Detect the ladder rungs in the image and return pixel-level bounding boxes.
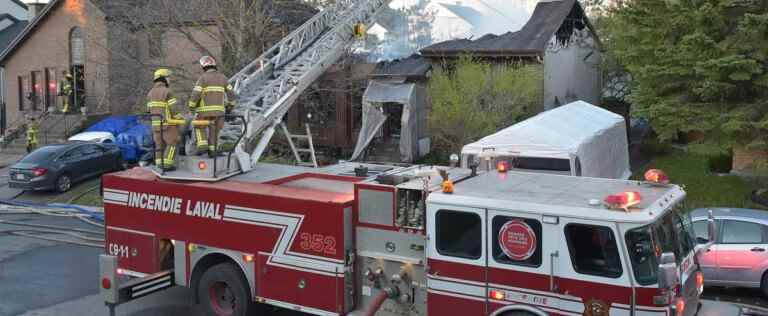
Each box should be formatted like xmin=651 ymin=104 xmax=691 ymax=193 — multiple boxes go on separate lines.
xmin=291 ymin=135 xmax=309 ymax=140
xmin=296 ymin=148 xmax=313 ymax=153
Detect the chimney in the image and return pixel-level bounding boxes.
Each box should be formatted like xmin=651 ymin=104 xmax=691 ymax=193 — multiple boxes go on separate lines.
xmin=26 ymin=1 xmax=48 ymax=20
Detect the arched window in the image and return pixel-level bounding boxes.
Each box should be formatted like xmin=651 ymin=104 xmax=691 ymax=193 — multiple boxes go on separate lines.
xmin=70 ymin=27 xmax=85 ymax=65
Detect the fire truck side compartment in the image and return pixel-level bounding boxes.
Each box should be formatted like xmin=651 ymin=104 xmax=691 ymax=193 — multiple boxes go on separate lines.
xmin=103 ymin=170 xmax=358 ymax=314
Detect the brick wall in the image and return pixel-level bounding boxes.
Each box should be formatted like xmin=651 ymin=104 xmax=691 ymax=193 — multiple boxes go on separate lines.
xmin=2 ymin=0 xmax=108 ymax=126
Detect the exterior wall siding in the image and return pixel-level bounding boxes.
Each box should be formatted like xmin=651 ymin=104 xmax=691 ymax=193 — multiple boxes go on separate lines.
xmin=543 ymin=28 xmax=601 ymax=110
xmin=2 ymin=0 xmax=108 ymax=126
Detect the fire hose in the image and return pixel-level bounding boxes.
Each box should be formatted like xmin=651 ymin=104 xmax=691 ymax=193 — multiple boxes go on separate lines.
xmin=365 ymin=287 xmax=398 ymax=316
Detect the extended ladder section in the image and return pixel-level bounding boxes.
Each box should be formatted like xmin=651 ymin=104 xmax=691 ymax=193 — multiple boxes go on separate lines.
xmin=223 ymin=0 xmax=390 ymax=172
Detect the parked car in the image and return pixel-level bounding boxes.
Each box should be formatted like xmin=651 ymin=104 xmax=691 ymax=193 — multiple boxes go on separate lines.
xmin=68 ymin=131 xmax=116 ymax=143
xmin=691 ymin=208 xmax=768 ymax=295
xmin=9 ymin=142 xmax=123 ymax=193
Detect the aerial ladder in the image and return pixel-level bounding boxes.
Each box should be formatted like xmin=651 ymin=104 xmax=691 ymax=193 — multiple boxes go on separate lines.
xmin=152 ymin=0 xmax=389 ymax=181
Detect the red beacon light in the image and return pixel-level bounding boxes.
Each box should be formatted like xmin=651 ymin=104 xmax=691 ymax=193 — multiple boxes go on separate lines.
xmin=496 ymin=161 xmax=509 ymax=173
xmin=604 ymin=191 xmax=642 ymax=212
xmin=644 ymin=169 xmax=669 ymax=184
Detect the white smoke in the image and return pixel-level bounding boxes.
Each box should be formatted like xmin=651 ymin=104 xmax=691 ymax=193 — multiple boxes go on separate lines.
xmin=358 ymin=0 xmax=545 ymax=62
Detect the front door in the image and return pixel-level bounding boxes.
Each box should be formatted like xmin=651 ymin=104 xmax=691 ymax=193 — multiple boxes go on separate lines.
xmin=716 ymin=219 xmax=768 ymax=287
xmin=426 ymin=204 xmax=487 ymax=315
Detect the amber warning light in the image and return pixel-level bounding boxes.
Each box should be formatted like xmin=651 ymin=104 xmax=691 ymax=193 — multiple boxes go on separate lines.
xmin=604 ymin=191 xmax=642 ymax=212
xmin=644 ymin=169 xmax=669 ymax=184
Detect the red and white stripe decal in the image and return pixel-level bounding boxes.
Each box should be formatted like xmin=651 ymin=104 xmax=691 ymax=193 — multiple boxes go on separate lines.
xmin=429 ymin=276 xmax=667 ymax=316
xmin=222 ymin=205 xmax=345 ymax=277
xmin=103 ymin=189 xmax=129 ymax=206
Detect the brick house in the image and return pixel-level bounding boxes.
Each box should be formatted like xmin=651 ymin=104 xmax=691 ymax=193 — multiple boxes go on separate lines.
xmin=0 ymin=0 xmax=315 ymax=137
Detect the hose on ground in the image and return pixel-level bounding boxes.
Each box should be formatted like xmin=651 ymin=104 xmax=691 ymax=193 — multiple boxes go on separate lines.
xmin=9 ymin=231 xmax=102 ymax=248
xmin=0 ymin=199 xmax=104 ymax=221
xmin=365 ymin=289 xmax=391 ymax=316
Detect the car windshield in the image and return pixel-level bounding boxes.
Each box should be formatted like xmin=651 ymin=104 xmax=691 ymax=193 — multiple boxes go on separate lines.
xmin=625 ymin=203 xmax=695 ymax=285
xmin=20 ymin=146 xmax=62 ymax=163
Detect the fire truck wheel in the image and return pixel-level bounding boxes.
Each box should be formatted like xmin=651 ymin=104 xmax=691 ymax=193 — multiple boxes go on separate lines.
xmin=198 ymin=262 xmax=254 ymax=316
xmin=501 ymin=312 xmax=537 ymax=316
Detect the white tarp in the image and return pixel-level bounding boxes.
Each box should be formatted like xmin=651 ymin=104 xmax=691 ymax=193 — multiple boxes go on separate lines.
xmin=351 ymin=79 xmax=424 ymax=162
xmin=461 ymin=101 xmax=631 ymax=179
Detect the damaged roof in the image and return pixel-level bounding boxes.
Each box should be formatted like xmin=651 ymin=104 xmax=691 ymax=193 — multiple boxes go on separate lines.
xmin=371 ymin=55 xmax=431 ymax=78
xmin=421 ymin=0 xmax=595 ymax=57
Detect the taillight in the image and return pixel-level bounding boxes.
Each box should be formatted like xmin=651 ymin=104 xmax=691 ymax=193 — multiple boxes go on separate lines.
xmin=101 ymin=277 xmax=112 ymax=290
xmin=696 ymin=271 xmax=704 ymax=294
xmin=675 ymin=297 xmax=685 ymax=316
xmin=33 ymin=168 xmax=47 ymax=177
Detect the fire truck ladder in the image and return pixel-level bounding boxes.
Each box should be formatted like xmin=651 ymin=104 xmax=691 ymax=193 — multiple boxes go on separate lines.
xmin=223 ymin=0 xmax=390 ymax=172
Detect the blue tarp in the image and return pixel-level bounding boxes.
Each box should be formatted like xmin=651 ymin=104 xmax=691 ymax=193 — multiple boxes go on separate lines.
xmin=86 ymin=116 xmax=152 ymax=162
xmin=85 ymin=116 xmax=139 ymax=136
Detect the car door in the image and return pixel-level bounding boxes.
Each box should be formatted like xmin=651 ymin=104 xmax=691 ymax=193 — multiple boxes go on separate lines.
xmin=692 ymin=219 xmax=720 ymax=284
xmin=716 ymin=219 xmax=767 ymax=288
xmin=57 ymin=147 xmax=87 ymax=182
xmin=80 ymin=144 xmax=108 ymax=175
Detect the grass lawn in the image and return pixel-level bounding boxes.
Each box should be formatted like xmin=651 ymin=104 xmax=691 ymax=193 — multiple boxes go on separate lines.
xmin=633 ymin=149 xmax=764 ymax=210
xmin=71 ymin=189 xmax=104 ymax=207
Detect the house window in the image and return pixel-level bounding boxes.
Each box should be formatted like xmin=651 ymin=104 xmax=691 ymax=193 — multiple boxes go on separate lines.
xmin=70 ymin=27 xmax=85 ymax=66
xmin=31 ymin=71 xmax=43 ymax=111
xmin=18 ymin=75 xmax=30 ymax=111
xmin=45 ymin=68 xmax=57 ymax=109
xmin=436 ymin=210 xmax=482 ymax=259
xmin=148 ymin=31 xmax=164 ymax=58
xmin=565 ymin=224 xmax=623 ymax=278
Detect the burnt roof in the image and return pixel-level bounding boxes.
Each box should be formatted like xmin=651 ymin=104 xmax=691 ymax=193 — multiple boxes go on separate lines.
xmin=371 ymin=55 xmax=431 ymax=78
xmin=420 ymin=0 xmax=595 ymax=57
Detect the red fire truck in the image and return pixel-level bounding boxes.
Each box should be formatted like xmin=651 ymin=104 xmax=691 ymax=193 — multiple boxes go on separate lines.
xmin=99 ymin=162 xmax=751 ymax=316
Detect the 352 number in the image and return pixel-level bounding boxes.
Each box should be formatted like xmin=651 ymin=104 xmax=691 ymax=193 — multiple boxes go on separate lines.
xmin=299 ymin=233 xmax=337 ymax=255
xmin=108 ymin=243 xmax=129 ymax=258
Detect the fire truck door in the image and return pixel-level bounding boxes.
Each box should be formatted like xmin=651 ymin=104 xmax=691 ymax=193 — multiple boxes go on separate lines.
xmin=426 ymin=204 xmax=487 ymax=315
xmin=486 ymin=211 xmax=552 ymax=313
xmin=553 ymin=218 xmax=634 ymax=315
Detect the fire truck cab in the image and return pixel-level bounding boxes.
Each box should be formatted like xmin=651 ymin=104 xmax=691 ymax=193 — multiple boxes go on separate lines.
xmin=99 ymin=164 xmax=730 ymax=316
xmin=421 ymin=170 xmax=704 ymax=316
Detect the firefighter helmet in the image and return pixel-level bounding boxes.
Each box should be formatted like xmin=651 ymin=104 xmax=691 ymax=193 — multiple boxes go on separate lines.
xmin=65 ymin=73 xmax=73 ymax=79
xmin=153 ymin=68 xmax=172 ymax=81
xmin=199 ymin=56 xmax=217 ymax=69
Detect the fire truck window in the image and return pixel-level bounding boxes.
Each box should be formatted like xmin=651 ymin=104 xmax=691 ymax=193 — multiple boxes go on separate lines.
xmin=492 ymin=216 xmax=542 ymax=267
xmin=436 ymin=210 xmax=482 ymax=260
xmin=625 ymin=226 xmax=658 ymax=285
xmin=565 ymin=224 xmax=622 ymax=278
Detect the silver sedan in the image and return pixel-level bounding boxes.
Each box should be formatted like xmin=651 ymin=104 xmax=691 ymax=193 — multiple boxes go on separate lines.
xmin=691 ymin=208 xmax=768 ymax=296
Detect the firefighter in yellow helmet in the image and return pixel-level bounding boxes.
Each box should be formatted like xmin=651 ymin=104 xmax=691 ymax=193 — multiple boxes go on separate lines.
xmin=147 ymin=69 xmax=182 ymax=170
xmin=59 ymin=71 xmax=73 ymax=114
xmin=188 ymin=56 xmax=236 ymax=157
xmin=26 ymin=116 xmax=38 ymax=153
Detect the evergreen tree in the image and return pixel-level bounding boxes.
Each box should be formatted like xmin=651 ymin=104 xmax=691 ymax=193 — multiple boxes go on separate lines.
xmin=607 ymin=0 xmax=768 ymax=148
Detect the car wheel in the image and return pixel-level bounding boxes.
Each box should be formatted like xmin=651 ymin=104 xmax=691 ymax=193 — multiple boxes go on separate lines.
xmin=761 ymin=271 xmax=768 ymax=297
xmin=197 ymin=262 xmax=255 ymax=316
xmin=56 ymin=174 xmax=72 ymax=193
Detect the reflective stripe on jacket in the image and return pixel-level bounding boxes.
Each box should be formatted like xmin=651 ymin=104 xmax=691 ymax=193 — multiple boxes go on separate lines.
xmin=146 ymin=82 xmax=180 ymax=127
xmin=188 ymin=69 xmax=235 ymax=115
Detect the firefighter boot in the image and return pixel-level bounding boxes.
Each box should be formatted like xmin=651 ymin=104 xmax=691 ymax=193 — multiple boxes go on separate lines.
xmin=195 ymin=126 xmax=209 ymax=155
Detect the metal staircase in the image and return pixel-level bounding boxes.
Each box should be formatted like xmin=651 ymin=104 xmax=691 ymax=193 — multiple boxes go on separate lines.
xmin=222 ymin=0 xmax=390 ymax=172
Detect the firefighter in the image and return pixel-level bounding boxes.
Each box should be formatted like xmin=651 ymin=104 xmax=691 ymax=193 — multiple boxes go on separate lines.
xmin=147 ymin=68 xmax=181 ymax=171
xmin=188 ymin=56 xmax=236 ymax=157
xmin=26 ymin=117 xmax=38 ymax=153
xmin=59 ymin=71 xmax=74 ymax=114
